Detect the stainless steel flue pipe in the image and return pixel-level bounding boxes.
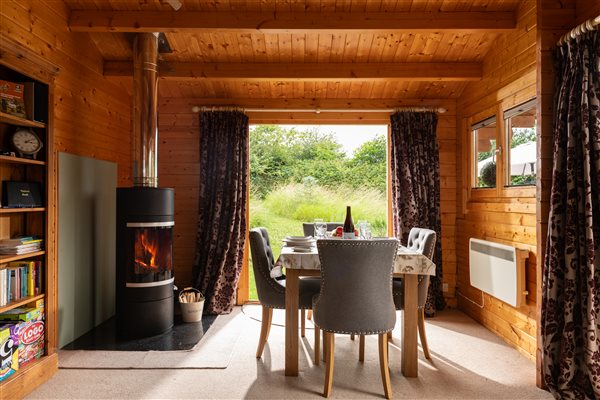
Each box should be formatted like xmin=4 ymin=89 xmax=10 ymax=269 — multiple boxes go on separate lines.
xmin=132 ymin=33 xmax=159 ymax=187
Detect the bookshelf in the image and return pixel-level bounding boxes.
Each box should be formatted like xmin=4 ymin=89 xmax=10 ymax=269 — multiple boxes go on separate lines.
xmin=0 ymin=52 xmax=58 ymax=398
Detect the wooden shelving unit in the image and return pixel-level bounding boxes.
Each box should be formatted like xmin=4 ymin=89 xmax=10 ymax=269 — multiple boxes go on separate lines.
xmin=0 ymin=250 xmax=46 ymax=264
xmin=0 ymin=154 xmax=45 ymax=166
xmin=0 ymin=207 xmax=45 ymax=214
xmin=0 ymin=53 xmax=57 ymax=398
xmin=0 ymin=293 xmax=45 ymax=314
xmin=0 ymin=111 xmax=46 ymax=129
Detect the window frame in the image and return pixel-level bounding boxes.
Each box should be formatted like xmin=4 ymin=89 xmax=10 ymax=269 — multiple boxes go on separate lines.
xmin=467 ymin=98 xmax=536 ymax=202
xmin=471 ymin=114 xmax=498 ymax=190
xmin=503 ymin=99 xmax=537 ymax=189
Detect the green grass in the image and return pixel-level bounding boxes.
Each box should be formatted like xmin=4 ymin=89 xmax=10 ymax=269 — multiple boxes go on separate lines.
xmin=248 ymin=183 xmax=387 ymax=300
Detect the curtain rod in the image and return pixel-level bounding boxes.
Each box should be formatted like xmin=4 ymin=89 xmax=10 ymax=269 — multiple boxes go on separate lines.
xmin=192 ymin=106 xmax=447 ymax=114
xmin=557 ymin=15 xmax=600 ymax=46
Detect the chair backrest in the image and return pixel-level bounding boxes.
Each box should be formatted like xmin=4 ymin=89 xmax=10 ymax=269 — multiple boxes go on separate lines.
xmin=302 ymin=222 xmax=343 ymax=237
xmin=313 ymin=239 xmax=398 ymax=334
xmin=249 ymin=228 xmax=285 ymax=306
xmin=406 ymin=228 xmax=437 ymax=307
xmin=407 ymin=227 xmax=436 ymax=260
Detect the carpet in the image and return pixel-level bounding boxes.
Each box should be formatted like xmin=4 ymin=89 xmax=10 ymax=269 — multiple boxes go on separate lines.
xmin=58 ymin=307 xmax=244 ymax=369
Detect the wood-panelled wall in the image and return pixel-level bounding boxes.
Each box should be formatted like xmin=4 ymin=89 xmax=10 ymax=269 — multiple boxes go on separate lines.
xmin=158 ymin=103 xmax=458 ymax=303
xmin=455 ymin=0 xmax=538 ymax=360
xmin=158 ymin=109 xmax=198 ymax=288
xmin=437 ymin=104 xmax=458 ymax=307
xmin=576 ymin=0 xmax=600 ymax=23
xmin=0 ymin=0 xmax=132 ymax=186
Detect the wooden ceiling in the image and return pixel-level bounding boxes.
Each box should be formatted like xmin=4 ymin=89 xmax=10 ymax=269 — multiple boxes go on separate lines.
xmin=63 ymin=0 xmax=523 ymax=107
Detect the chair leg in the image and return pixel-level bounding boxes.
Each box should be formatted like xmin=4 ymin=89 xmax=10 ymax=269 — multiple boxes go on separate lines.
xmin=307 ymin=309 xmax=313 ymax=320
xmin=323 ymin=330 xmax=328 ymax=362
xmin=314 ymin=325 xmax=320 ymax=366
xmin=256 ymin=306 xmax=273 ymax=358
xmin=378 ymin=333 xmax=393 ymax=399
xmin=323 ymin=332 xmax=335 ymax=397
xmin=387 ymin=330 xmax=393 ymax=342
xmin=418 ymin=307 xmax=431 ymax=359
xmin=359 ymin=335 xmax=365 ymax=362
xmin=301 ymin=309 xmax=306 ymax=338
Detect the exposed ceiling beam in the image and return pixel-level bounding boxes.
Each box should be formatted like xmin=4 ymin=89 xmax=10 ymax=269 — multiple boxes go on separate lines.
xmin=105 ymin=61 xmax=482 ymax=81
xmin=69 ymin=11 xmax=516 ymax=33
xmin=159 ymin=98 xmax=455 ymax=115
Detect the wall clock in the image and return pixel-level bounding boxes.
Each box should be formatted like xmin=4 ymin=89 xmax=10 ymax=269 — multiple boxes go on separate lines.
xmin=11 ymin=128 xmax=43 ymax=159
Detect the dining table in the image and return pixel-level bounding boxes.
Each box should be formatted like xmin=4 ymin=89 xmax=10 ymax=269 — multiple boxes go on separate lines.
xmin=275 ymin=241 xmax=436 ymax=378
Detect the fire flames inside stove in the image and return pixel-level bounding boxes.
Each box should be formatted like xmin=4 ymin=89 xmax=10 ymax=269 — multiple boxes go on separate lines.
xmin=128 ymin=226 xmax=173 ymax=283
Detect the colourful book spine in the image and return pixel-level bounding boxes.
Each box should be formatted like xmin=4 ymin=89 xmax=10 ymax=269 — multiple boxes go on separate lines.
xmin=21 ymin=266 xmax=26 ymax=298
xmin=27 ymin=262 xmax=33 ymax=296
xmin=35 ymin=261 xmax=42 ymax=295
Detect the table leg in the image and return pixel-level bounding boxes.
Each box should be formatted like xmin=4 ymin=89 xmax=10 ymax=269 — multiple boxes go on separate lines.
xmin=285 ymin=268 xmax=300 ymax=376
xmin=401 ymin=274 xmax=418 ymax=377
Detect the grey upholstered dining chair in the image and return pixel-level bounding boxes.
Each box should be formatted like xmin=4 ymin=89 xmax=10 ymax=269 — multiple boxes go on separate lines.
xmin=392 ymin=227 xmax=437 ymax=359
xmin=302 ymin=222 xmax=343 ymax=237
xmin=312 ymin=238 xmax=399 ymax=399
xmin=248 ymin=227 xmax=321 ymax=359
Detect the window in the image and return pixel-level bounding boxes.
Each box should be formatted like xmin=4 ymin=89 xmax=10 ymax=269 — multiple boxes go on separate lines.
xmin=504 ymin=99 xmax=536 ymax=186
xmin=472 ymin=116 xmax=497 ymax=188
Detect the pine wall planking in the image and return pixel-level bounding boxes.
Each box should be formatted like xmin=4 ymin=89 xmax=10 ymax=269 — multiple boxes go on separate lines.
xmin=158 ymin=111 xmax=199 ymax=289
xmin=575 ymin=0 xmax=600 ymax=22
xmin=455 ymin=0 xmax=538 ymax=360
xmin=0 ymin=0 xmax=132 ymax=187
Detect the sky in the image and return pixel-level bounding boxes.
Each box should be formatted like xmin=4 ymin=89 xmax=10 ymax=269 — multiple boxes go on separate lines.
xmin=251 ymin=124 xmax=388 ymax=156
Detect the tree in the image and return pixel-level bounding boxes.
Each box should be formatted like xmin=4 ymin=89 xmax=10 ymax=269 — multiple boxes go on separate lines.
xmin=510 ymin=128 xmax=536 ymax=148
xmin=250 ymin=125 xmax=388 ymax=197
xmin=350 ymin=135 xmax=386 ymax=165
xmin=249 ymin=125 xmax=346 ymax=197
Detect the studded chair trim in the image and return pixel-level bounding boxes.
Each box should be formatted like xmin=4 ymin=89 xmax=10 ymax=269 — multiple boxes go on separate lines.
xmin=393 ymin=227 xmax=437 ymax=310
xmin=313 ymin=239 xmax=399 ymax=335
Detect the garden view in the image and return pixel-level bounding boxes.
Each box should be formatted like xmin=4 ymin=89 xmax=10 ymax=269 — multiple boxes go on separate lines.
xmin=248 ymin=125 xmax=388 ymax=299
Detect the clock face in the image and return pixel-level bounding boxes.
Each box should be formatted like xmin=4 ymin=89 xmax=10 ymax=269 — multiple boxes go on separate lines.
xmin=12 ymin=129 xmax=42 ymax=155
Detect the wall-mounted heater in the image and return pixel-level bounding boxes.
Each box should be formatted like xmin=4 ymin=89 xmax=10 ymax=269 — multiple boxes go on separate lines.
xmin=469 ymin=238 xmax=529 ymax=308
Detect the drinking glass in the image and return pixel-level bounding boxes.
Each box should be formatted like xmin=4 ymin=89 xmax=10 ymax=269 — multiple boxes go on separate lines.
xmin=357 ymin=220 xmax=367 ymax=239
xmin=314 ymin=219 xmax=327 ymax=239
xmin=363 ymin=222 xmax=372 ymax=239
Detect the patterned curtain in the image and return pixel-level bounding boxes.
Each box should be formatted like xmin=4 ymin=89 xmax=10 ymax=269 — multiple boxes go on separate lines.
xmin=192 ymin=110 xmax=249 ymax=314
xmin=541 ymin=31 xmax=600 ymax=399
xmin=390 ymin=111 xmax=445 ymax=316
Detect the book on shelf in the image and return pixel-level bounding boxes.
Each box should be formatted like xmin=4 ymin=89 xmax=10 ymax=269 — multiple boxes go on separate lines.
xmin=0 ymin=244 xmax=42 ymax=255
xmin=0 ymin=236 xmax=42 ymax=246
xmin=0 ymin=261 xmax=42 ymax=305
xmin=0 ymin=237 xmax=43 ymax=255
xmin=0 ymin=79 xmax=26 ymax=118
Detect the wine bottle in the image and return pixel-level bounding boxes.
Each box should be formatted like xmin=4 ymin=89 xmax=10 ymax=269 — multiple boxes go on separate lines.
xmin=343 ymin=206 xmax=355 ymax=239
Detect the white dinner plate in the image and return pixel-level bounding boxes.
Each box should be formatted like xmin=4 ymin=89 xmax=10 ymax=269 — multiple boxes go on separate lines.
xmin=292 ymin=247 xmax=314 ymax=253
xmin=283 ymin=237 xmax=316 ymax=247
xmin=285 ymin=236 xmax=313 ymax=241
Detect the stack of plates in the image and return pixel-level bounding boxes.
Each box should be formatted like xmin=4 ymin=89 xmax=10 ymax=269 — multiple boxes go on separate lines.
xmin=283 ymin=236 xmax=316 ymax=252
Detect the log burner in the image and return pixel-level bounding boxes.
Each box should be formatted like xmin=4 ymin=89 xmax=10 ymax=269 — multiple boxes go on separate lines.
xmin=116 ymin=188 xmax=174 ymax=338
xmin=115 ymin=33 xmax=174 ymax=338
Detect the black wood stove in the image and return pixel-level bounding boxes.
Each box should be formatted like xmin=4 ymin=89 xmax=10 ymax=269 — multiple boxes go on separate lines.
xmin=115 ymin=33 xmax=175 ymax=338
xmin=116 ymin=187 xmax=174 ymax=338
